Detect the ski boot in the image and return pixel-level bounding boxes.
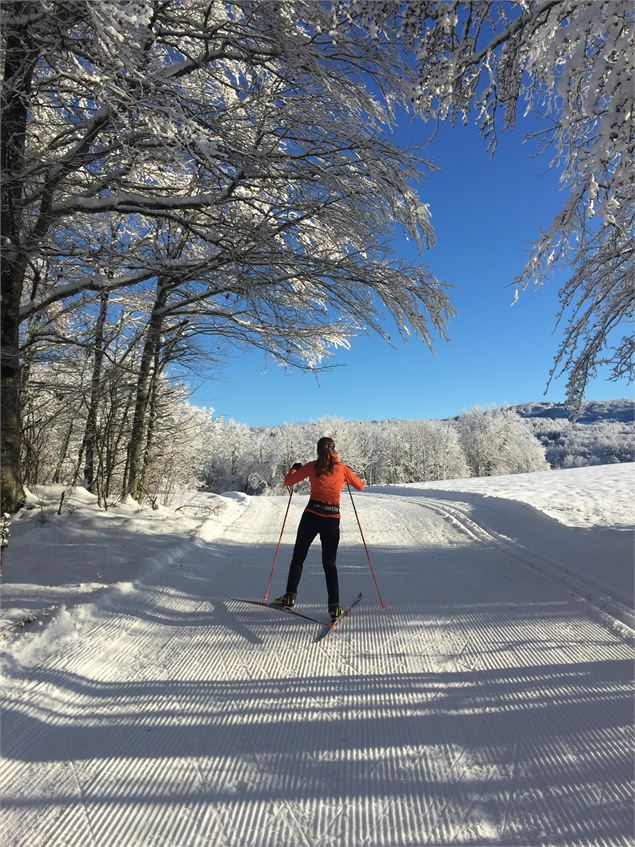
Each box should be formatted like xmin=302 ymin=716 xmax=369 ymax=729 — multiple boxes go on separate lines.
xmin=329 ymin=604 xmax=344 ymax=623
xmin=271 ymin=592 xmax=296 ymax=610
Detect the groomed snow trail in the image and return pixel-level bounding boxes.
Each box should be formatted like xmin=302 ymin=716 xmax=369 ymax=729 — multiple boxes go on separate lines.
xmin=2 ymin=491 xmax=633 ymax=846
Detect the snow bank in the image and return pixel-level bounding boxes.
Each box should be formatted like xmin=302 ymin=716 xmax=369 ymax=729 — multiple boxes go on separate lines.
xmin=372 ymin=462 xmax=635 ymax=529
xmin=1 ymin=487 xmax=246 ymax=671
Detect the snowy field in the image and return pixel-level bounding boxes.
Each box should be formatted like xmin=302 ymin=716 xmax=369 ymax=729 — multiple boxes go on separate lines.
xmin=1 ymin=464 xmax=633 ymax=846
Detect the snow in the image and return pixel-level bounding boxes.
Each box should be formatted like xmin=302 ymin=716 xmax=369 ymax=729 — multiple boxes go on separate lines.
xmin=1 ymin=465 xmax=634 ymax=846
xmin=379 ymin=462 xmax=634 ymax=529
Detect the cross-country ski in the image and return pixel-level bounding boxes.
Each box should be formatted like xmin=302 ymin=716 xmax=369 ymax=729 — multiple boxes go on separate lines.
xmin=313 ymin=592 xmax=363 ymax=642
xmin=228 ymin=596 xmax=323 ymax=625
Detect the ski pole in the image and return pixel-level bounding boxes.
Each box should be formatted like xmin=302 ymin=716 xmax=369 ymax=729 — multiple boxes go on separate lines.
xmin=262 ymin=486 xmax=293 ymax=599
xmin=347 ymin=482 xmax=386 ymax=609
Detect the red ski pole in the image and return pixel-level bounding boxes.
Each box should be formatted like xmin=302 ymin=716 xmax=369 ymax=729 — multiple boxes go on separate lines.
xmin=347 ymin=482 xmax=386 ymax=609
xmin=262 ymin=486 xmax=293 ymax=599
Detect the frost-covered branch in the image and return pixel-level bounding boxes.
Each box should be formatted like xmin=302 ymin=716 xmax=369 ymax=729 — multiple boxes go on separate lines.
xmin=350 ymin=0 xmax=634 ymax=409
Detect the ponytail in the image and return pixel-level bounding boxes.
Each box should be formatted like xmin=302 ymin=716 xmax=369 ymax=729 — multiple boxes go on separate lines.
xmin=315 ymin=436 xmax=336 ymax=476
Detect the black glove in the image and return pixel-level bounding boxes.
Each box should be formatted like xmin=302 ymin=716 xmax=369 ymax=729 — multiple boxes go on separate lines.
xmin=290 ymin=462 xmax=302 ymax=471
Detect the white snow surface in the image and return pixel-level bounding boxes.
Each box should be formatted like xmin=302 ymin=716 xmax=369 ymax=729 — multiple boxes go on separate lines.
xmin=378 ymin=462 xmax=634 ymax=529
xmin=1 ymin=465 xmax=634 ymax=846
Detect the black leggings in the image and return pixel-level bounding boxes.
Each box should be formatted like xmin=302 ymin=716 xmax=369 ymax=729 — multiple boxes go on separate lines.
xmin=286 ymin=511 xmax=340 ymax=605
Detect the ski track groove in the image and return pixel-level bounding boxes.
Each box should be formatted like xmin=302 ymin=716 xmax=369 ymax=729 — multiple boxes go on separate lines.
xmin=66 ymin=753 xmax=99 ymax=847
xmin=414 ymin=495 xmax=635 ymax=637
xmin=2 ymin=492 xmax=633 ymax=846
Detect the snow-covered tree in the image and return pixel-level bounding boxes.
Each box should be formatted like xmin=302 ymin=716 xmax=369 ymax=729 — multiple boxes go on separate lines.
xmin=20 ymin=354 xmax=217 ymax=504
xmin=140 ymin=388 xmax=215 ymax=506
xmin=456 ymin=407 xmax=549 ymax=477
xmin=202 ymin=417 xmax=255 ymax=494
xmin=1 ymin=0 xmax=454 ymax=512
xmin=418 ymin=420 xmax=470 ymax=481
xmin=365 ymin=418 xmax=468 ymax=484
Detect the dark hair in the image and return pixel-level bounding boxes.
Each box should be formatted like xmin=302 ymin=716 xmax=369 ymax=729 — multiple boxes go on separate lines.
xmin=315 ymin=436 xmax=336 ymax=476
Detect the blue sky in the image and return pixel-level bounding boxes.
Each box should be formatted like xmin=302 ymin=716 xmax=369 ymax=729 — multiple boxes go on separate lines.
xmin=187 ymin=114 xmax=631 ymax=426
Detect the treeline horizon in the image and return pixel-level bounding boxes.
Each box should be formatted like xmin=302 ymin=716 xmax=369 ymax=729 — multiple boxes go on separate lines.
xmin=24 ymin=363 xmax=633 ymax=508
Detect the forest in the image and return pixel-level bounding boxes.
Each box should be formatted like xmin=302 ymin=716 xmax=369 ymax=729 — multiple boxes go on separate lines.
xmin=2 ymin=1 xmax=632 ymax=512
xmin=22 ymin=371 xmax=634 ymax=504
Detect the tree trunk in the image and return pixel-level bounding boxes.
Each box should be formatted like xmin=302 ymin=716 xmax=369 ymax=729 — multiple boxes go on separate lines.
xmin=138 ymin=346 xmax=162 ymax=502
xmin=126 ymin=278 xmax=169 ymax=500
xmin=81 ymin=290 xmax=109 ymax=491
xmin=114 ymin=380 xmax=136 ymax=500
xmin=0 ymin=5 xmax=38 ymax=513
xmin=52 ymin=419 xmax=74 ymax=484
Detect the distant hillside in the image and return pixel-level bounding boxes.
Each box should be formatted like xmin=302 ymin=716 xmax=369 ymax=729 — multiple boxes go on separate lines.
xmin=513 ymin=399 xmax=634 ymax=425
xmin=511 ymin=399 xmax=634 ymax=468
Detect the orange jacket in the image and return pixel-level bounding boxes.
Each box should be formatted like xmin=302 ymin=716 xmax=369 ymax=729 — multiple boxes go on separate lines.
xmin=283 ymin=453 xmax=364 ymax=518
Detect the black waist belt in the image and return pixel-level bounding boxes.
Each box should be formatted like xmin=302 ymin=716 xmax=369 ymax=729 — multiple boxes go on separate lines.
xmin=307 ymin=499 xmax=340 ymax=517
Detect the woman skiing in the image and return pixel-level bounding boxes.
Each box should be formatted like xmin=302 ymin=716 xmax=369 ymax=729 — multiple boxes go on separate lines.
xmin=272 ymin=436 xmax=364 ymax=622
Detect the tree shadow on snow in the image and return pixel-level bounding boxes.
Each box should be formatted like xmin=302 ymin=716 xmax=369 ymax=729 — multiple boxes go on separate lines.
xmin=2 ymin=656 xmax=633 ymax=846
xmin=1 ymin=519 xmax=633 ymax=846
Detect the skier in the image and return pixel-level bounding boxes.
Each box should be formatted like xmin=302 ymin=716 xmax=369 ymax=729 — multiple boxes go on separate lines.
xmin=272 ymin=436 xmax=365 ymax=622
